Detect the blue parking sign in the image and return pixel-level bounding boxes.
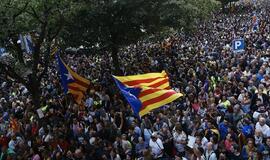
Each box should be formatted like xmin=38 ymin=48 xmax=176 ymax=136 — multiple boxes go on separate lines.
xmin=232 ymin=39 xmax=245 ymax=52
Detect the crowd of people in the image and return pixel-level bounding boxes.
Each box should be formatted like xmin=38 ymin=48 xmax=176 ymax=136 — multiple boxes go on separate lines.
xmin=1 ymin=0 xmax=270 ymax=160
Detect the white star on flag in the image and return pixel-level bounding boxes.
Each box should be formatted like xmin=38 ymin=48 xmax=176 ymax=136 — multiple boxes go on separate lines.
xmin=126 ymin=89 xmax=139 ymax=99
xmin=65 ymin=72 xmax=74 ymax=80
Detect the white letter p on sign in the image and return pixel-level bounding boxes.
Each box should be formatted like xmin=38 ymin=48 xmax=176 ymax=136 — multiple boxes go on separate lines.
xmin=235 ymin=41 xmax=242 ymax=49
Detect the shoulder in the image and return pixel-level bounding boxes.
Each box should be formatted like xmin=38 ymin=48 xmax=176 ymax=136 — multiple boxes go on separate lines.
xmin=157 ymin=138 xmax=163 ymax=143
xmin=210 ymin=151 xmax=217 ymax=158
xmin=149 ymin=139 xmax=154 ymax=146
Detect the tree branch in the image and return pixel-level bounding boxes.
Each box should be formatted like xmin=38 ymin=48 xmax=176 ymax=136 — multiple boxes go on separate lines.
xmin=25 ymin=7 xmax=44 ymax=24
xmin=49 ymin=24 xmax=63 ymax=42
xmin=12 ymin=1 xmax=30 ymax=23
xmin=38 ymin=10 xmax=64 ymax=81
xmin=48 ymin=10 xmax=65 ymax=41
xmin=0 ymin=61 xmax=27 ymax=86
xmin=32 ymin=10 xmax=49 ymax=76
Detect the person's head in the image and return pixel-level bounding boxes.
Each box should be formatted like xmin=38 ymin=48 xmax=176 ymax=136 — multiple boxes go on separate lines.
xmin=259 ymin=69 xmax=264 ymax=75
xmin=258 ymin=105 xmax=266 ymax=112
xmin=115 ymin=136 xmax=121 ymax=142
xmin=255 ymin=129 xmax=262 ymax=137
xmin=74 ymin=149 xmax=83 ymax=159
xmin=247 ymin=138 xmax=254 ymax=148
xmin=162 ymin=126 xmax=168 ymax=133
xmin=259 ymin=117 xmax=266 ymax=126
xmin=207 ymin=142 xmax=213 ymax=151
xmin=226 ymin=133 xmax=232 ymax=141
xmin=121 ymin=134 xmax=127 ymax=140
xmin=256 ymin=99 xmax=262 ymax=105
xmin=233 ymin=104 xmax=241 ymax=113
xmin=56 ymin=152 xmax=62 ymax=160
xmin=66 ymin=150 xmax=73 ymax=158
xmin=266 ymin=137 xmax=270 ymax=147
xmin=193 ymin=147 xmax=203 ymax=157
xmin=151 ymin=132 xmax=158 ymax=142
xmin=195 ymin=136 xmax=201 ymax=145
xmin=207 ymin=122 xmax=213 ymax=129
xmin=219 ymin=153 xmax=226 ymax=160
xmin=175 ymin=124 xmax=182 ymax=133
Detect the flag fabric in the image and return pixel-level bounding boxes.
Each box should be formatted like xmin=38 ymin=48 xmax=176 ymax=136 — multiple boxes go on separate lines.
xmin=0 ymin=48 xmax=6 ymax=57
xmin=218 ymin=122 xmax=228 ymax=140
xmin=113 ymin=71 xmax=183 ymax=117
xmin=19 ymin=34 xmax=34 ymax=54
xmin=238 ymin=132 xmax=246 ymax=152
xmin=242 ymin=125 xmax=253 ymax=137
xmin=56 ymin=54 xmax=90 ymax=104
xmin=25 ymin=35 xmax=34 ymax=53
xmin=10 ymin=118 xmax=20 ymax=133
xmin=50 ymin=46 xmax=59 ymax=57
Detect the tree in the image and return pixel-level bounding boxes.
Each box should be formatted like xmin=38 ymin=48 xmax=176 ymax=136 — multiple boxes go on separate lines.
xmin=63 ymin=0 xmax=219 ymax=74
xmin=0 ymin=0 xmax=72 ymax=109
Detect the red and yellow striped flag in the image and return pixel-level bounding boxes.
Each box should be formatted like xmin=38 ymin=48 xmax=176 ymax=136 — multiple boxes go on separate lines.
xmin=56 ymin=54 xmax=90 ymax=105
xmin=114 ymin=71 xmax=183 ymax=117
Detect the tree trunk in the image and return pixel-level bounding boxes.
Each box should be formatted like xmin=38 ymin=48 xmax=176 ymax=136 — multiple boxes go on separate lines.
xmin=28 ymin=77 xmax=41 ymax=109
xmin=222 ymin=3 xmax=225 ymax=13
xmin=111 ymin=45 xmax=122 ymax=75
xmin=31 ymin=88 xmax=41 ymax=109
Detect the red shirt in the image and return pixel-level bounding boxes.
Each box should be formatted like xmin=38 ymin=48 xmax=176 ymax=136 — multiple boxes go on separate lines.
xmin=224 ymin=139 xmax=232 ymax=152
xmin=192 ymin=103 xmax=200 ymax=112
xmin=0 ymin=136 xmax=9 ymax=147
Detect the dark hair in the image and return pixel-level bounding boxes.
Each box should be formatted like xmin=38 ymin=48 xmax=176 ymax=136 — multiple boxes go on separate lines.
xmin=151 ymin=136 xmax=157 ymax=139
xmin=198 ymin=147 xmax=204 ymax=154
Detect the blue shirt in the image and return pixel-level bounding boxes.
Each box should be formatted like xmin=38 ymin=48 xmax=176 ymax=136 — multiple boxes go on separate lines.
xmin=136 ymin=142 xmax=147 ymax=155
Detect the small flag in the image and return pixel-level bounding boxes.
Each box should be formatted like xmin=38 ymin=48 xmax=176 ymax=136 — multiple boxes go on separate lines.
xmin=56 ymin=54 xmax=90 ymax=104
xmin=252 ymin=13 xmax=259 ymax=32
xmin=25 ymin=35 xmax=34 ymax=54
xmin=0 ymin=48 xmax=6 ymax=57
xmin=19 ymin=34 xmax=34 ymax=54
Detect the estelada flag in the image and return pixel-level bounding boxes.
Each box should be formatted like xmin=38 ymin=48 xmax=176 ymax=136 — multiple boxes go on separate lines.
xmin=113 ymin=71 xmax=183 ymax=117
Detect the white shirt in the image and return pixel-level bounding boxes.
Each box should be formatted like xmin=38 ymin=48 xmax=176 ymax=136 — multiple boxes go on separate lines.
xmin=203 ymin=150 xmax=217 ymax=160
xmin=85 ymin=98 xmax=93 ymax=108
xmin=143 ymin=129 xmax=152 ymax=143
xmin=255 ymin=122 xmax=270 ymax=137
xmin=201 ymin=137 xmax=209 ymax=150
xmin=253 ymin=111 xmax=268 ymax=120
xmin=173 ymin=131 xmax=187 ymax=152
xmin=149 ymin=138 xmax=164 ymax=158
xmin=8 ymin=139 xmax=16 ymax=150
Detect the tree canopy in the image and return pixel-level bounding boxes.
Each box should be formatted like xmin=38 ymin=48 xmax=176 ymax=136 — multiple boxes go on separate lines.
xmin=0 ymin=0 xmax=73 ymax=108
